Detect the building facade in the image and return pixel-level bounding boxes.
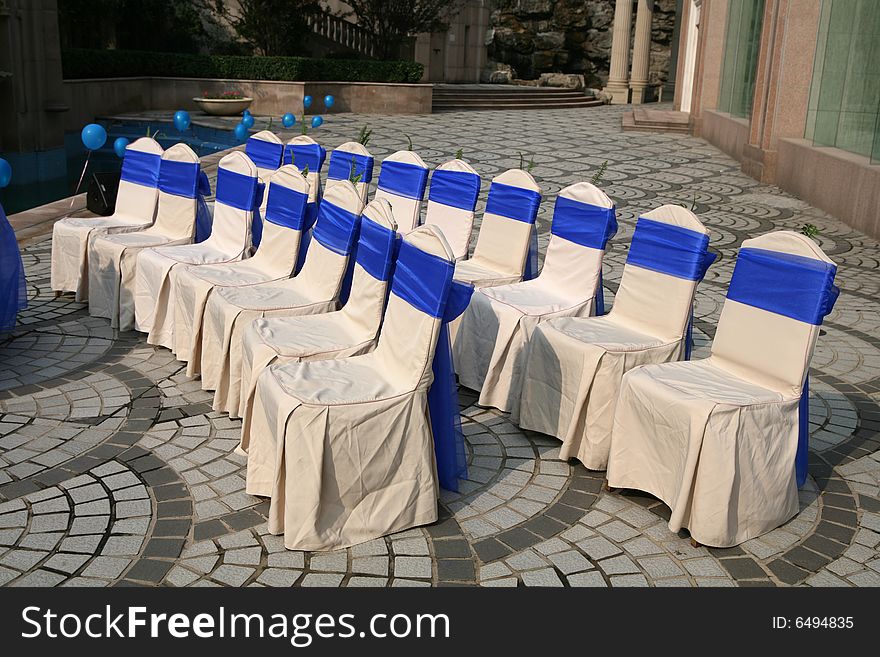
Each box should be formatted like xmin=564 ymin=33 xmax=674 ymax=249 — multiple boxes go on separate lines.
xmin=674 ymin=0 xmax=880 ymax=239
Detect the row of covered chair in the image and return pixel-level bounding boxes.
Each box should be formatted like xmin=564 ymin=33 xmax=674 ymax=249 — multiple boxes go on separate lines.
xmin=50 ymin=132 xmax=840 ymax=551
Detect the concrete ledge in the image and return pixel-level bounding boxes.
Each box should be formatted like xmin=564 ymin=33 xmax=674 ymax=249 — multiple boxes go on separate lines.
xmin=777 ymin=138 xmax=880 ymax=241
xmin=701 ymin=109 xmax=750 ymax=163
xmin=63 ymin=77 xmax=433 ymax=130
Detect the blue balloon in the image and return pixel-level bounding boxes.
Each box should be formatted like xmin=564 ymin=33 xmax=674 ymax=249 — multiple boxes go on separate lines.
xmin=233 ymin=122 xmax=248 ymax=141
xmin=311 ymin=115 xmax=323 ymax=128
xmin=113 ymin=137 xmax=130 ymax=158
xmin=81 ymin=123 xmax=107 ymax=151
xmin=241 ymin=113 xmax=255 ymax=129
xmin=303 ymin=95 xmax=313 ymax=110
xmin=281 ymin=112 xmax=296 ymax=128
xmin=243 ymin=109 xmax=252 ymax=117
xmin=173 ymin=110 xmax=191 ymax=132
xmin=323 ymin=95 xmax=335 ymax=108
xmin=0 ymin=158 xmax=11 ymax=188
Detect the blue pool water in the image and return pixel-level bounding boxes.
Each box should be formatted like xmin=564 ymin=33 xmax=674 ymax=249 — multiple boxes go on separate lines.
xmin=0 ymin=120 xmax=239 ymax=216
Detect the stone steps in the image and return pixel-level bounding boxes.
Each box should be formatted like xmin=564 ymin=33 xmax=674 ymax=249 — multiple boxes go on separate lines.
xmin=433 ymin=85 xmax=602 ymax=112
xmin=622 ymin=108 xmax=690 ymax=134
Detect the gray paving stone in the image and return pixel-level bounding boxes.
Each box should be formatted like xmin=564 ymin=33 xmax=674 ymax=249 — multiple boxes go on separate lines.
xmin=81 ymin=556 xmax=131 ymax=579
xmin=257 ymin=568 xmax=301 ymax=587
xmin=394 ymin=556 xmax=433 ymax=579
xmin=521 ymin=568 xmax=564 ymax=587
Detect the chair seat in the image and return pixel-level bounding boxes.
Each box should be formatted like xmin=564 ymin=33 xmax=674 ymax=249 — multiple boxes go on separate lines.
xmin=271 ymin=353 xmax=406 ymax=406
xmin=62 ymin=215 xmax=144 ymax=230
xmin=627 ymin=359 xmax=787 ymax=407
xmin=154 ymin=243 xmax=238 ymax=266
xmin=481 ymin=278 xmax=580 ymax=315
xmin=550 ymin=316 xmax=669 ymax=352
xmin=216 ymin=281 xmax=324 ymax=312
xmin=101 ymin=231 xmax=178 ymax=249
xmin=189 ymin=262 xmax=276 ymax=288
xmin=253 ymin=314 xmax=366 ymax=359
xmin=454 ymin=259 xmax=518 ymax=287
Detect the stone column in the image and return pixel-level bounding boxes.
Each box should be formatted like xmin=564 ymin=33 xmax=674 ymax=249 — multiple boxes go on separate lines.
xmin=630 ymin=0 xmax=655 ymax=104
xmin=664 ymin=0 xmax=685 ymax=101
xmin=605 ymin=0 xmax=634 ymax=105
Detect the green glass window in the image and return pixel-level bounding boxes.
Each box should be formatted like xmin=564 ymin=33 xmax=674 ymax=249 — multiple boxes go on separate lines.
xmin=806 ymin=0 xmax=880 ymax=163
xmin=718 ymin=0 xmax=766 ymax=119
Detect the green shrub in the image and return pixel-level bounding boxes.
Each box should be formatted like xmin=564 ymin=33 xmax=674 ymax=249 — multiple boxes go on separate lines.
xmin=62 ymin=48 xmax=424 ymax=83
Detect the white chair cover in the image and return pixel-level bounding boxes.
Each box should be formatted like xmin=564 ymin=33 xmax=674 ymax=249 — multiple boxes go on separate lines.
xmin=51 ymin=137 xmax=163 ymax=299
xmin=172 ymin=166 xmax=310 ymax=371
xmin=325 ymin=141 xmax=374 ymax=203
xmin=87 ymin=143 xmax=203 ymax=330
xmin=245 ymin=131 xmax=284 ymax=249
xmin=373 ymin=150 xmax=429 ymax=234
xmin=245 ymin=225 xmax=458 ymax=551
xmin=134 ymin=150 xmax=258 ymax=346
xmin=453 ymin=168 xmax=541 ymax=288
xmin=199 ymin=181 xmax=364 ymax=413
xmin=607 ymin=231 xmax=839 ymax=547
xmin=238 ymin=198 xmax=397 ymax=437
xmin=423 ymin=159 xmax=481 ymax=260
xmin=283 ymin=135 xmax=325 ymax=208
xmin=455 ymin=182 xmax=617 ymax=413
xmin=519 ymin=205 xmax=714 ymax=470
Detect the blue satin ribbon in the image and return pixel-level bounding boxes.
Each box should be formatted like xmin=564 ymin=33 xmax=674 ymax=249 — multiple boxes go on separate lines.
xmin=215 ymin=167 xmax=260 ymax=211
xmin=283 ymin=143 xmax=327 ymax=172
xmin=158 ymin=160 xmax=200 ymax=198
xmin=428 ymin=169 xmax=481 ymax=211
xmin=194 ymin=172 xmax=212 ymax=243
xmin=120 ymin=150 xmax=161 ymax=188
xmin=391 ymin=241 xmax=472 ymax=490
xmin=627 ymin=218 xmax=715 ymax=280
xmin=726 ymin=246 xmax=839 ymax=490
xmin=355 ymin=217 xmax=397 ymax=282
xmin=525 ymin=228 xmax=539 ymax=281
xmin=327 ymin=151 xmax=374 ymax=183
xmin=551 ymin=197 xmax=618 ymax=249
xmin=485 ymin=182 xmax=541 ymax=224
xmin=595 ymin=271 xmax=605 ymax=316
xmin=0 ymin=202 xmax=27 ymax=331
xmin=264 ymin=183 xmax=308 ymax=230
xmin=250 ymin=181 xmax=267 ymax=248
xmin=378 ymin=160 xmax=429 ymax=200
xmin=311 ymin=201 xmax=360 ymax=256
xmin=727 ymin=248 xmax=839 ymax=325
xmin=245 ymin=137 xmax=284 ymax=170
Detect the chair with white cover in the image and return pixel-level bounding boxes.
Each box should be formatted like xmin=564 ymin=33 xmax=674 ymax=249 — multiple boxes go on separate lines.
xmin=88 ymin=143 xmax=204 ymax=330
xmin=455 ymin=182 xmax=617 ymax=414
xmin=238 ymin=199 xmax=397 ymax=435
xmin=171 ymin=166 xmax=310 ymax=370
xmin=519 ymin=205 xmax=715 ymax=470
xmin=134 ymin=150 xmax=259 ymax=346
xmin=372 ymin=150 xmax=429 ymax=234
xmin=606 ymin=231 xmax=839 ymax=548
xmin=283 ymin=136 xmax=325 ymax=222
xmin=51 ymin=137 xmax=163 ymax=300
xmin=422 ymin=159 xmax=481 ymax=261
xmin=245 ymin=224 xmax=470 ymax=550
xmin=244 ymin=131 xmax=284 ymax=249
xmin=453 ymin=169 xmax=541 ymax=288
xmin=199 ymin=181 xmax=364 ymax=413
xmin=326 ymin=142 xmax=374 ymax=203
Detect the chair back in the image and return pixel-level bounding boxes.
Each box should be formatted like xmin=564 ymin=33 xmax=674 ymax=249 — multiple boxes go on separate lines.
xmin=326 ymin=141 xmax=374 ymax=203
xmin=424 ymin=159 xmax=480 ymax=260
xmin=373 ymin=150 xmax=429 ymax=234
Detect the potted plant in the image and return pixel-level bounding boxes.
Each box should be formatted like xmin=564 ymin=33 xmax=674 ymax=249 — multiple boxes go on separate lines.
xmin=192 ymin=90 xmax=254 ymax=116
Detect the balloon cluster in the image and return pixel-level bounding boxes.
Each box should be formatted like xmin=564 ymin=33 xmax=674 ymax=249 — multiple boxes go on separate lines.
xmin=234 ymin=109 xmax=253 ymax=142
xmin=285 ymin=95 xmax=333 ymax=131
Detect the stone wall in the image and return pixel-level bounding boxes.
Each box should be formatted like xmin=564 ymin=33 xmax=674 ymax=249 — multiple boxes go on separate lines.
xmin=485 ymin=0 xmax=676 ymax=89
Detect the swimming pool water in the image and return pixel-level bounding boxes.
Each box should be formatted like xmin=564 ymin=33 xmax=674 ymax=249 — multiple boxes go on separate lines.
xmin=0 ymin=120 xmax=240 ymax=215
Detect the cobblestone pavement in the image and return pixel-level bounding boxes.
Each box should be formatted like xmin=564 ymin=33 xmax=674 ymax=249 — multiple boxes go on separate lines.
xmin=2 ymin=104 xmax=879 ymax=588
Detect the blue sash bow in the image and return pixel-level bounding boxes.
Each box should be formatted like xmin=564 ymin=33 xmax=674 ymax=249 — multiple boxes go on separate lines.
xmin=245 ymin=137 xmax=284 ymax=171
xmin=0 ymin=202 xmax=27 ymax=331
xmin=263 ymin=183 xmax=308 ymax=231
xmin=120 ymin=150 xmax=161 ymax=188
xmin=283 ymin=143 xmax=327 ymax=173
xmin=391 ymin=241 xmax=472 ymax=490
xmin=327 ymin=151 xmax=374 ymax=184
xmin=378 ymin=160 xmax=429 ymax=201
xmin=727 ymin=246 xmax=839 ymax=487
xmin=428 ymin=169 xmax=481 ymax=211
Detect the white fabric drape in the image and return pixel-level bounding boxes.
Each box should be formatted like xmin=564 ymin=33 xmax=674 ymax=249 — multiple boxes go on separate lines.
xmin=373 ymin=149 xmax=428 ymax=234
xmin=422 ymin=158 xmax=480 ymax=261
xmin=455 ymin=182 xmax=614 ymax=413
xmin=607 ymin=231 xmax=835 ymax=547
xmin=245 ymin=226 xmax=454 ymax=551
xmin=519 ymin=205 xmax=710 ymax=471
xmin=171 ymin=166 xmax=309 ymax=371
xmin=51 ymin=138 xmax=163 ymax=299
xmin=134 ymin=151 xmax=256 ymax=345
xmin=239 ymin=200 xmax=397 ymax=440
xmin=199 ymin=181 xmax=365 ymax=415
xmin=87 ymin=143 xmax=201 ymax=330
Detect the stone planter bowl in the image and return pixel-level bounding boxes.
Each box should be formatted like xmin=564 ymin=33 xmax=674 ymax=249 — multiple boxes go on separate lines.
xmin=192 ymin=97 xmax=254 ymax=116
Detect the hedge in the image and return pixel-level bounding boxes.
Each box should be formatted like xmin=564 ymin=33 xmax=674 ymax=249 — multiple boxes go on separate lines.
xmin=62 ymin=49 xmax=424 ymax=83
